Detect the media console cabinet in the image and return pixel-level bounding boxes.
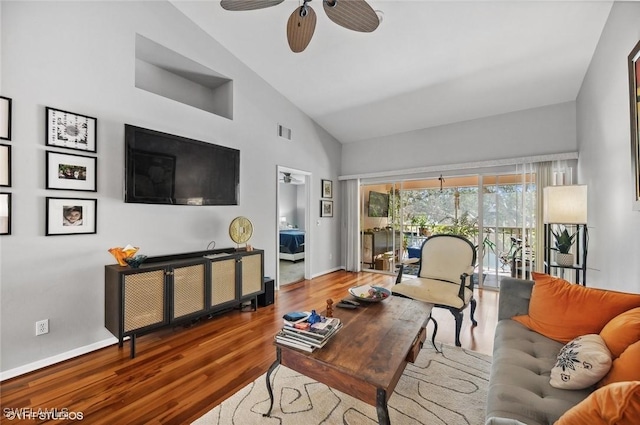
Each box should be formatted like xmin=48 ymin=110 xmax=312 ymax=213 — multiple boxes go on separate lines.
xmin=105 ymin=248 xmax=264 ymax=358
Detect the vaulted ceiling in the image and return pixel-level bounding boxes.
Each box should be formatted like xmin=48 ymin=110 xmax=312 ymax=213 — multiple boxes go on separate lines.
xmin=173 ymin=0 xmax=613 ymax=144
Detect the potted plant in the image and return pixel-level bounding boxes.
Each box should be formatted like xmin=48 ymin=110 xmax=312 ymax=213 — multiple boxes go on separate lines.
xmin=411 ymin=215 xmax=431 ymax=236
xmin=551 ymin=226 xmax=577 ymax=266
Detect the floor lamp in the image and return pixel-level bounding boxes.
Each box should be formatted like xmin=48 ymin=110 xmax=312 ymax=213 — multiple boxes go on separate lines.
xmin=543 ymin=185 xmax=588 ymax=284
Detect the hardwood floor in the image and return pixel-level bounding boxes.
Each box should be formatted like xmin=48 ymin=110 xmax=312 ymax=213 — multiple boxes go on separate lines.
xmin=0 ymin=271 xmax=498 ymax=425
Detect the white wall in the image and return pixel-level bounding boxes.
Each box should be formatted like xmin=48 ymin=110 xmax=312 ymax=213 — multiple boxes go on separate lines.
xmin=341 ymin=101 xmax=577 ymax=176
xmin=278 ymin=184 xmax=306 ymax=230
xmin=576 ymin=1 xmax=640 ymax=292
xmin=0 ymin=1 xmax=341 ymax=375
xmin=295 ymin=184 xmax=306 ymax=231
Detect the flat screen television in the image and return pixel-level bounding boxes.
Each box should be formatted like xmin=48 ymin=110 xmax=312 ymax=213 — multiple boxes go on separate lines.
xmin=368 ymin=191 xmax=389 ymax=217
xmin=124 ymin=124 xmax=239 ymax=205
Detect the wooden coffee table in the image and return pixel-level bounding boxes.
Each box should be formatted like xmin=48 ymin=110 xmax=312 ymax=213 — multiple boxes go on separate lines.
xmin=264 ymin=295 xmax=434 ymax=424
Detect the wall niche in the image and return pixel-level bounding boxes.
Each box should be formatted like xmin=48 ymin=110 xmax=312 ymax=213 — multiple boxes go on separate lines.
xmin=135 ymin=34 xmax=233 ymax=120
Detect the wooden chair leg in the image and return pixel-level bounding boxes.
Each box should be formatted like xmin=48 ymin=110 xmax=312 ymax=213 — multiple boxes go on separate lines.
xmin=395 ymin=264 xmax=404 ymax=284
xmin=428 ymin=314 xmax=440 ymax=353
xmin=470 ymin=298 xmax=478 ymax=326
xmin=451 ymin=309 xmax=463 ymax=347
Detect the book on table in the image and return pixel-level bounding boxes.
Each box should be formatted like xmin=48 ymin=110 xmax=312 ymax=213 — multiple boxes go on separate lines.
xmin=275 ymin=314 xmax=342 ymax=352
xmin=282 ymin=311 xmax=310 ymax=327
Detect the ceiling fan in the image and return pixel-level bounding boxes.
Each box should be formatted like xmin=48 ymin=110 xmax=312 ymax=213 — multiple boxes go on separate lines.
xmin=220 ymin=0 xmax=380 ymax=53
xmin=279 ymin=172 xmax=303 ymax=184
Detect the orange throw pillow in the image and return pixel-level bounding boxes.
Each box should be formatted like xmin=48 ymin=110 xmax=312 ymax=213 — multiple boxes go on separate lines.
xmin=555 ymin=381 xmax=640 ymax=425
xmin=512 ymin=272 xmax=640 ymax=343
xmin=598 ymin=340 xmax=640 ymax=387
xmin=600 ymin=307 xmax=640 ymax=358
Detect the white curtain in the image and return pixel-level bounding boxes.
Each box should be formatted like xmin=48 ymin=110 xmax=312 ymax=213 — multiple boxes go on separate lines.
xmin=535 ymin=162 xmax=554 ymax=272
xmin=342 ymin=179 xmax=361 ymax=272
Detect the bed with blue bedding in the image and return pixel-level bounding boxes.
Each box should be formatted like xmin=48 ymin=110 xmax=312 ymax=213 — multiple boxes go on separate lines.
xmin=279 ymin=230 xmax=305 ymax=262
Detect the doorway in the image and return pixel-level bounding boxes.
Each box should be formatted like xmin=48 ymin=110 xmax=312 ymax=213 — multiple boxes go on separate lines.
xmin=277 ymin=166 xmax=310 ymax=287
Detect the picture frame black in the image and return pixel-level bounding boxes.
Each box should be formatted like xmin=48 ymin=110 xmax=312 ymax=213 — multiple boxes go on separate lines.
xmin=629 ymin=40 xmax=640 ymax=211
xmin=322 ymin=179 xmax=333 ymax=198
xmin=46 ymin=197 xmax=97 ymax=236
xmin=0 ymin=144 xmax=11 ymax=187
xmin=0 ymin=96 xmax=11 ymax=141
xmin=320 ymin=199 xmax=333 ymax=217
xmin=45 ymin=107 xmax=97 ymax=152
xmin=46 ymin=151 xmax=97 ymax=192
xmin=0 ymin=192 xmax=11 ymax=235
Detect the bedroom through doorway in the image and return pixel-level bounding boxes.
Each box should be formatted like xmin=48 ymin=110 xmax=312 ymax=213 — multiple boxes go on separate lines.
xmin=277 ymin=166 xmax=309 ymax=286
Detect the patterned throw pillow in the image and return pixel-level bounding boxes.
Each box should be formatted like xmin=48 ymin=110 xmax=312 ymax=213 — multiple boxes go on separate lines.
xmin=550 ymin=334 xmax=612 ymax=390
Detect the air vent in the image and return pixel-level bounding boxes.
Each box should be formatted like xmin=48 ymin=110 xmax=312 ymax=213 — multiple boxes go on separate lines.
xmin=278 ymin=124 xmax=292 ymax=140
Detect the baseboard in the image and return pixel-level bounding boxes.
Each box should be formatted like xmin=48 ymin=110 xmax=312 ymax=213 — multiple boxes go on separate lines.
xmin=311 ymin=266 xmax=345 ymax=279
xmin=0 ymin=337 xmax=118 ymax=382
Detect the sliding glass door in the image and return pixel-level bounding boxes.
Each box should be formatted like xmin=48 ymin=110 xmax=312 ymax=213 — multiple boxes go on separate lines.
xmin=479 ymin=172 xmax=536 ymax=288
xmin=360 ymin=170 xmax=537 ymax=290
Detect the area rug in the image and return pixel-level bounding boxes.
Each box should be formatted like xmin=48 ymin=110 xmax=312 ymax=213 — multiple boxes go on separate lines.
xmin=193 ymin=343 xmax=491 ymax=425
xmin=279 ymin=260 xmax=305 ymax=285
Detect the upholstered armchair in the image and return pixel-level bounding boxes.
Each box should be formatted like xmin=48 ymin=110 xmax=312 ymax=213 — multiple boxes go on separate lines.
xmin=393 ymin=234 xmax=478 ymax=347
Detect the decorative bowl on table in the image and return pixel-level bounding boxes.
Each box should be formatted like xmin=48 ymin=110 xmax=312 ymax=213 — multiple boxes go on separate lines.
xmin=348 ymin=285 xmax=391 ymax=302
xmin=124 ymin=255 xmax=148 ymax=268
xmin=108 ymin=245 xmax=139 ymax=266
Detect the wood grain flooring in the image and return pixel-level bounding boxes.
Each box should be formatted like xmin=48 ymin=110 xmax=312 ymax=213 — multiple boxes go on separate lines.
xmin=0 ymin=271 xmax=498 ymax=425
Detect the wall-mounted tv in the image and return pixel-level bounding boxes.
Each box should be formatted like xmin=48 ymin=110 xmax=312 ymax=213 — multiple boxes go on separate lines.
xmin=368 ymin=191 xmax=389 ymax=217
xmin=124 ymin=124 xmax=239 ymax=205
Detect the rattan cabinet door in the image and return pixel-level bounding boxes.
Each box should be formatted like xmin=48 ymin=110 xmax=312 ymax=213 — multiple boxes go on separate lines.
xmin=172 ymin=263 xmax=206 ymax=320
xmin=123 ymin=269 xmax=166 ymax=333
xmin=241 ymin=252 xmax=263 ymax=298
xmin=210 ymin=258 xmax=237 ymax=308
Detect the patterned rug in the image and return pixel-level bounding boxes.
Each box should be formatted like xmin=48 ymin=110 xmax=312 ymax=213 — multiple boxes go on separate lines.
xmin=193 ymin=343 xmax=491 ymax=425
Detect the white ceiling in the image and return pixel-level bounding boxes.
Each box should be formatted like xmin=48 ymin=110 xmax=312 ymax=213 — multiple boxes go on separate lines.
xmin=172 ymin=0 xmax=614 ymax=144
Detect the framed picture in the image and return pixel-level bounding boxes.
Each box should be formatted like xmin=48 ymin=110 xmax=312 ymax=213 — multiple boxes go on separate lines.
xmin=46 ymin=197 xmax=97 ymax=236
xmin=0 ymin=144 xmax=10 ymax=187
xmin=0 ymin=192 xmax=10 ymax=235
xmin=320 ymin=199 xmax=333 ymax=217
xmin=45 ymin=107 xmax=97 ymax=152
xmin=630 ymin=40 xmax=640 ymax=211
xmin=0 ymin=96 xmax=11 ymax=141
xmin=322 ymin=179 xmax=333 ymax=198
xmin=46 ymin=151 xmax=97 ymax=192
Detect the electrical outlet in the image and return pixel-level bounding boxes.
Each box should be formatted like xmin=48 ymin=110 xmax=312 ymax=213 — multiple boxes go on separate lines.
xmin=36 ymin=319 xmax=49 ymax=336
xmin=329 ymin=253 xmax=333 ymax=260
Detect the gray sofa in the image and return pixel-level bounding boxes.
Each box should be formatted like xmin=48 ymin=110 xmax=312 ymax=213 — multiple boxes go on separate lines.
xmin=485 ymin=278 xmax=593 ymax=425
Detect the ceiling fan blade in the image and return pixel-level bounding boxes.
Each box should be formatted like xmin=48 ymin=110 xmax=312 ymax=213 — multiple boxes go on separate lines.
xmin=220 ymin=0 xmax=284 ymax=12
xmin=287 ymin=5 xmax=317 ymax=53
xmin=323 ymin=0 xmax=379 ymax=33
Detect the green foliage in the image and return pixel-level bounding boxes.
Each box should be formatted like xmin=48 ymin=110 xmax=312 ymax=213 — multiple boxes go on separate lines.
xmin=551 ymin=226 xmax=577 ymax=254
xmin=432 ymin=211 xmax=479 ymax=239
xmin=411 ymin=215 xmax=428 ymax=228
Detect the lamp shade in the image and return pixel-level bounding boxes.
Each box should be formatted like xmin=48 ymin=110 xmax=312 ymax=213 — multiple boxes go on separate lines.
xmin=543 ymin=185 xmax=588 ymax=224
